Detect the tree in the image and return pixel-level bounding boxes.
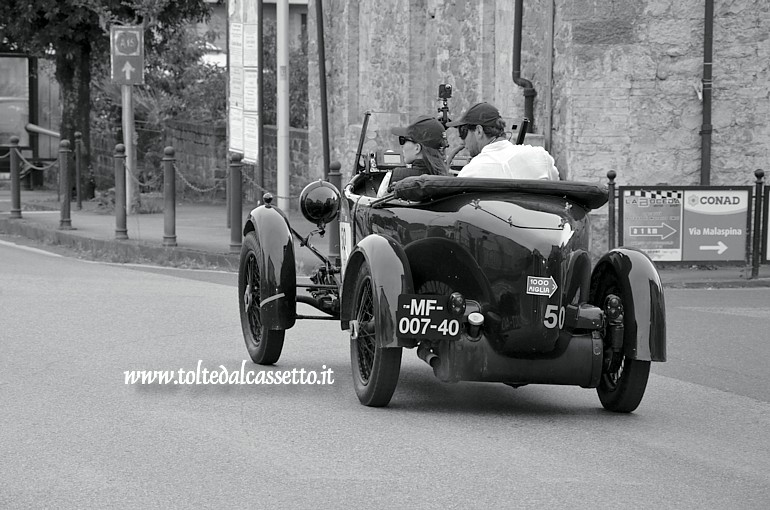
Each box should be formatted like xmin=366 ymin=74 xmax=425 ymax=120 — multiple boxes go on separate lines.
xmin=262 ymin=20 xmax=308 ymax=128
xmin=0 ymin=0 xmax=210 ymax=178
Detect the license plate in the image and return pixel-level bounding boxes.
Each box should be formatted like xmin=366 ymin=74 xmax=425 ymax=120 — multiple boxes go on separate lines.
xmin=396 ymin=294 xmax=461 ymax=340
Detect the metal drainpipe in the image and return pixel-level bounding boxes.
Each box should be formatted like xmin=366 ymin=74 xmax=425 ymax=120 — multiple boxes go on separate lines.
xmin=700 ymin=0 xmax=714 ymax=185
xmin=513 ymin=0 xmax=536 ymax=128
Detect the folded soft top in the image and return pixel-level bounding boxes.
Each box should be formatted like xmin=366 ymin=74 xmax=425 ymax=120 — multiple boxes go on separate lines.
xmin=391 ymin=175 xmax=609 ymax=211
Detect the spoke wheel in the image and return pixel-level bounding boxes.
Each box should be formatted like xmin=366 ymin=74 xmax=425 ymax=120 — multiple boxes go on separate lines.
xmin=595 ymin=281 xmax=650 ymax=413
xmin=350 ymin=263 xmax=401 ymax=407
xmin=239 ymin=232 xmax=284 ymax=365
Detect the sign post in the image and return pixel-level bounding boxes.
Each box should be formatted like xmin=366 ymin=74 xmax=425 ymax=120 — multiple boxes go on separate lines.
xmin=110 ymin=25 xmax=144 ymax=212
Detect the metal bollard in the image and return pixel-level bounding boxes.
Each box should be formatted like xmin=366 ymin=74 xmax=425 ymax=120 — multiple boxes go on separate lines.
xmin=327 ymin=161 xmax=342 ymax=265
xmin=114 ymin=144 xmax=128 ymax=239
xmin=74 ymin=131 xmax=82 ymax=210
xmin=59 ymin=139 xmax=73 ymax=230
xmin=162 ymin=147 xmax=177 ymax=247
xmin=751 ymin=169 xmax=764 ymax=279
xmin=9 ymin=136 xmax=21 ymax=219
xmin=230 ymin=153 xmax=243 ymax=252
xmin=607 ymin=170 xmax=616 ymax=250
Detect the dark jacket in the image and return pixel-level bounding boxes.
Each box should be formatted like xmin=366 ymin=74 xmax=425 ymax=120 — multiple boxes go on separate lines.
xmin=389 ymin=159 xmax=441 ymax=189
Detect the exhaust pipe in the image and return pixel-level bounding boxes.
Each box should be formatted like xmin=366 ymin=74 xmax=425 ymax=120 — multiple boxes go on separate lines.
xmin=417 ymin=342 xmax=440 ymax=368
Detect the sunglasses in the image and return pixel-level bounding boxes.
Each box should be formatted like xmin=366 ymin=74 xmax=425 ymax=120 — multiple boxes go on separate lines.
xmin=398 ymin=136 xmax=416 ymax=145
xmin=458 ymin=124 xmax=476 ymax=140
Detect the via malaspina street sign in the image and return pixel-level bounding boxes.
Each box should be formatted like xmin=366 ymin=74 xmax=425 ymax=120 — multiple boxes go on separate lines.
xmin=110 ymin=26 xmax=144 ymax=85
xmin=681 ymin=189 xmax=750 ymax=261
xmin=619 ymin=186 xmax=752 ymax=263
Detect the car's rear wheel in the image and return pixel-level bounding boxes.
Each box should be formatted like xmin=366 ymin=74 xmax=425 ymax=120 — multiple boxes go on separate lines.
xmin=239 ymin=232 xmax=285 ymax=365
xmin=597 ymin=355 xmax=650 ymax=413
xmin=350 ymin=263 xmax=401 ymax=407
xmin=594 ymin=278 xmax=650 ymax=413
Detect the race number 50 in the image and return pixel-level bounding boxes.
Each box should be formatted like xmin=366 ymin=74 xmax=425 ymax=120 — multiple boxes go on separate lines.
xmin=543 ymin=304 xmax=565 ymax=329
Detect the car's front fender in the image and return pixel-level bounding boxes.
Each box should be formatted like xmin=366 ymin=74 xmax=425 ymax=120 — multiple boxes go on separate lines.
xmin=590 ymin=248 xmax=666 ymax=361
xmin=243 ymin=204 xmax=296 ymax=331
xmin=341 ymin=234 xmax=414 ymax=348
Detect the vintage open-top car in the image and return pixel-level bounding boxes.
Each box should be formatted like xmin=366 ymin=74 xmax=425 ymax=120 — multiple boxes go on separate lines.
xmin=238 ymin=111 xmax=666 ymax=411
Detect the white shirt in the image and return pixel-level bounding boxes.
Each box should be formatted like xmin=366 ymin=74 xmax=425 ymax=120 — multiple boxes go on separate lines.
xmin=457 ymin=140 xmax=560 ymax=180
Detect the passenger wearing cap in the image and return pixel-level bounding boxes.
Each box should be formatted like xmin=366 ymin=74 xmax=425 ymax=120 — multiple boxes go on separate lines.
xmin=377 ymin=115 xmax=447 ymax=196
xmin=447 ymin=102 xmax=559 ymax=181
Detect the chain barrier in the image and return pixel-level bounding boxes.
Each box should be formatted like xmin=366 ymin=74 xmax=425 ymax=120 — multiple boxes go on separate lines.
xmin=172 ymin=162 xmax=228 ymax=194
xmin=123 ymin=161 xmax=162 ymax=189
xmin=0 ymin=150 xmax=9 ymax=160
xmin=240 ymin=170 xmax=300 ymax=201
xmin=16 ymin=151 xmax=59 ymax=172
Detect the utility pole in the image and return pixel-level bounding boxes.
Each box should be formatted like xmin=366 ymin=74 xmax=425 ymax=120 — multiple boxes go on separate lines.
xmin=277 ymin=0 xmax=290 ymax=210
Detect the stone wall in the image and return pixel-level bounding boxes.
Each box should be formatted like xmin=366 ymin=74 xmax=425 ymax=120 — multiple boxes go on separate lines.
xmin=91 ymin=122 xmax=309 ymax=209
xmin=310 ymin=0 xmax=769 ymax=186
xmin=308 ymin=0 xmax=770 ymax=255
xmin=90 ymin=129 xmax=118 ymax=190
xmin=307 ymin=0 xmax=520 ymax=183
xmin=164 ymin=120 xmax=228 ymax=186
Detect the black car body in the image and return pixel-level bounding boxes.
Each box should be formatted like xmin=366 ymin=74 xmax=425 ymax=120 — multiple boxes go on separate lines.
xmin=238 ymin=112 xmax=666 ymax=411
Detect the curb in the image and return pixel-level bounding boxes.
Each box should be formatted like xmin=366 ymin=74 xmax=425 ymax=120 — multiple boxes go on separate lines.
xmin=660 ymin=279 xmax=770 ymax=289
xmin=0 ymin=217 xmax=241 ymax=271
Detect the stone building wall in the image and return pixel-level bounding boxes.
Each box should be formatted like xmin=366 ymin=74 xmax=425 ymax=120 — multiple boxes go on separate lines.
xmin=308 ymin=0 xmax=770 ymax=253
xmin=308 ymin=0 xmax=521 ymax=182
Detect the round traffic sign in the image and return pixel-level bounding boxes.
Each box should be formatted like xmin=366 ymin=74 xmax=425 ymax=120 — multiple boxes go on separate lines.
xmin=115 ymin=30 xmax=141 ymax=56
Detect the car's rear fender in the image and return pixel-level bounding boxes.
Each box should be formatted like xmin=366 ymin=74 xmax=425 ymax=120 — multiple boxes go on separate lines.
xmin=404 ymin=237 xmax=494 ymax=305
xmin=341 ymin=234 xmax=414 ymax=348
xmin=243 ymin=205 xmax=297 ymax=330
xmin=590 ymin=248 xmax=666 ymax=361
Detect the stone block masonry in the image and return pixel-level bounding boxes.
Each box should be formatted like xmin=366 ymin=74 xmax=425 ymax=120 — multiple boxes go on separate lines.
xmin=91 ymin=123 xmax=309 ymax=209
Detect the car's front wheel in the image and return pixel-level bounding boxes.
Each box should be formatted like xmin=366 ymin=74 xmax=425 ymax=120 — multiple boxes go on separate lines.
xmin=239 ymin=232 xmax=285 ymax=365
xmin=349 ymin=263 xmax=401 ymax=407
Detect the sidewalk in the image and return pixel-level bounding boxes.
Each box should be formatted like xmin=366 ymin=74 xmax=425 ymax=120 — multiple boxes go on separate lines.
xmin=1 ymin=187 xmax=769 ymax=287
xmin=0 ymin=187 xmax=328 ymax=274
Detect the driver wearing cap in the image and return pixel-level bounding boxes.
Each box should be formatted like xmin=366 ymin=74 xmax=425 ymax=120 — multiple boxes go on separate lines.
xmin=447 ymin=102 xmax=559 ymax=180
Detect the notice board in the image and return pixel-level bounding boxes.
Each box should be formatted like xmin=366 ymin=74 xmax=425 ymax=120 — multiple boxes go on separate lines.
xmin=619 ymin=186 xmax=752 ymax=263
xmin=227 ymin=0 xmax=260 ymax=163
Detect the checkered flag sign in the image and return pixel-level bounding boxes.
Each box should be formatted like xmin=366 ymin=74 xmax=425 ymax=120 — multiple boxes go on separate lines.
xmin=625 ymin=190 xmax=683 ymax=200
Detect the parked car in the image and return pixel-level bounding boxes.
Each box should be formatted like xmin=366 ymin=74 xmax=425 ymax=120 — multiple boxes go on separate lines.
xmin=237 ymin=110 xmax=666 ymax=411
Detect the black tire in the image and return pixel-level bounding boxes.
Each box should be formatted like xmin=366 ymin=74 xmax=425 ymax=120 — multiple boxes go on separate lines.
xmin=349 ymin=263 xmax=402 ymax=407
xmin=239 ymin=232 xmax=285 ymax=365
xmin=594 ymin=278 xmax=651 ymax=413
xmin=598 ymin=357 xmax=651 ymax=413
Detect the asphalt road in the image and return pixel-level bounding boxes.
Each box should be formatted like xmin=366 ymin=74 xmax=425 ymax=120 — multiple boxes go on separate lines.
xmin=2 ymin=238 xmax=769 ymax=509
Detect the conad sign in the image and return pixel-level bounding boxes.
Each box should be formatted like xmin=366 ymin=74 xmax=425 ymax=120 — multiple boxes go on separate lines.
xmin=619 ymin=186 xmax=753 ymax=263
